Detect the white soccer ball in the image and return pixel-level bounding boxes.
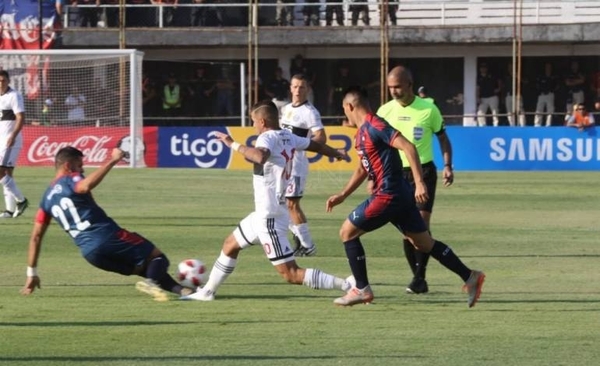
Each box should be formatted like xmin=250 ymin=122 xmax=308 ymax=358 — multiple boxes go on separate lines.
xmin=177 ymin=259 xmax=206 ymax=288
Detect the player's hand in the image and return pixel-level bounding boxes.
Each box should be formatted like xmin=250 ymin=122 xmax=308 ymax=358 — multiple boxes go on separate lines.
xmin=21 ymin=276 xmax=41 ymax=295
xmin=414 ymin=181 xmax=429 ymax=204
xmin=111 ymin=148 xmax=126 ymax=162
xmin=6 ymin=135 xmax=15 ymax=148
xmin=443 ymin=166 xmax=454 ymax=187
xmin=326 ymin=193 xmax=345 ymax=212
xmin=213 ymin=132 xmax=234 ymax=147
xmin=334 ymin=149 xmax=350 ymax=162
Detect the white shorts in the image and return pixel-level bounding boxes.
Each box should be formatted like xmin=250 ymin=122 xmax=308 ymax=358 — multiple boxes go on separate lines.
xmin=285 ymin=175 xmax=306 ymax=198
xmin=233 ymin=212 xmax=295 ymax=266
xmin=0 ymin=144 xmax=21 ymax=168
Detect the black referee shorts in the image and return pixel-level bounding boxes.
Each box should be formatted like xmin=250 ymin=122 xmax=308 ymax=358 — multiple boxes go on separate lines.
xmin=402 ymin=161 xmax=437 ymax=213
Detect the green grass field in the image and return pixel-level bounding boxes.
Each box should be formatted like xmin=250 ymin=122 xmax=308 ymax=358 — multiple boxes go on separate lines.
xmin=1 ymin=168 xmax=600 ymax=366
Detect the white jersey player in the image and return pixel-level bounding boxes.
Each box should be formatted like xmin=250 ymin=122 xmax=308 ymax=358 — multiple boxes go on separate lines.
xmin=0 ymin=70 xmax=28 ymax=218
xmin=279 ymin=73 xmax=326 ymax=256
xmin=182 ymin=100 xmax=351 ymax=301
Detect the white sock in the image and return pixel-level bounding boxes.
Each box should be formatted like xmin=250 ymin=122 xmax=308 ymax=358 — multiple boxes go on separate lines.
xmin=0 ymin=175 xmax=24 ymax=202
xmin=303 ymin=268 xmax=344 ymax=290
xmin=4 ymin=186 xmax=16 ymax=212
xmin=203 ymin=251 xmax=237 ymax=294
xmin=293 ymin=223 xmax=314 ymax=249
xmin=289 ymin=223 xmax=298 ymax=236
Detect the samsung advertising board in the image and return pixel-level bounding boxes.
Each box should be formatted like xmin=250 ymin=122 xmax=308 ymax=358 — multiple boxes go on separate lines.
xmin=438 ymin=127 xmax=600 ymax=171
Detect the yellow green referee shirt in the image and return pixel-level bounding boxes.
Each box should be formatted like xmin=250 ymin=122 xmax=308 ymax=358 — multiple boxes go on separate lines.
xmin=376 ymin=96 xmax=443 ymax=167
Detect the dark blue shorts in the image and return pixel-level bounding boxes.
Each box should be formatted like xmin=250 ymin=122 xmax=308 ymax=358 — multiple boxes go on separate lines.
xmin=348 ymin=193 xmax=428 ymax=234
xmin=82 ymin=229 xmax=156 ymax=276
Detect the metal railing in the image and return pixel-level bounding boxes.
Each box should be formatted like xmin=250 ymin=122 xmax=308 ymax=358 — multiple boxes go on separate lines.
xmin=63 ymin=0 xmax=600 ymax=29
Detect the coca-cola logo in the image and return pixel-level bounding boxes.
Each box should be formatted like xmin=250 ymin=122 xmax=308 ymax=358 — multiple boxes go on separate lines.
xmin=28 ymin=135 xmax=114 ymax=164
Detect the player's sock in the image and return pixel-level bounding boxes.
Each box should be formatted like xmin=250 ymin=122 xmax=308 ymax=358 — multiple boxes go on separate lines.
xmin=293 ymin=223 xmax=315 ymax=249
xmin=203 ymin=251 xmax=237 ymax=293
xmin=403 ymin=239 xmax=418 ymax=276
xmin=429 ymin=240 xmax=471 ymax=282
xmin=414 ymin=251 xmax=430 ymax=279
xmin=4 ymin=186 xmax=16 ymax=213
xmin=302 ymin=268 xmax=345 ymax=290
xmin=145 ymin=254 xmax=182 ymax=293
xmin=344 ymin=238 xmax=369 ymax=289
xmin=0 ymin=175 xmax=24 ymax=202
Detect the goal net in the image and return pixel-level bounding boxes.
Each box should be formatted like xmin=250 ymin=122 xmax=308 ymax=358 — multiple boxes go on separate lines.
xmin=0 ymin=49 xmax=145 ymax=168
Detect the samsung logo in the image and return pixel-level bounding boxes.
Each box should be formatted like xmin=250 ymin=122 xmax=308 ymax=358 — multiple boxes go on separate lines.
xmin=490 ymin=137 xmax=600 ymax=162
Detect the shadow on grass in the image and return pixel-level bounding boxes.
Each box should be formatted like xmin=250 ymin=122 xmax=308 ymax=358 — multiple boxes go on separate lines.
xmin=0 ymin=354 xmax=425 ymax=362
xmin=0 ymin=321 xmax=196 ymax=327
xmin=463 ymin=254 xmax=600 ymax=258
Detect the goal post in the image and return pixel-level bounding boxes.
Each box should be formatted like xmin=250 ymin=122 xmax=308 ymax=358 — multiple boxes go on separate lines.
xmin=0 ymin=49 xmax=145 ymax=168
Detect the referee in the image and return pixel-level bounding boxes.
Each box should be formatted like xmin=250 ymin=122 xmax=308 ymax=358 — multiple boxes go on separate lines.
xmin=377 ymin=66 xmax=454 ymax=294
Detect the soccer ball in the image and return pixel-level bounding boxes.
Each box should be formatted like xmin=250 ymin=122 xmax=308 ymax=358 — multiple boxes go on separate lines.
xmin=177 ymin=259 xmax=206 ymax=288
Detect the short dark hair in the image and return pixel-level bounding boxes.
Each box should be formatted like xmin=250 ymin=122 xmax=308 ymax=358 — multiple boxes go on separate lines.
xmin=343 ymin=85 xmax=369 ymax=107
xmin=55 ymin=146 xmax=84 ymax=169
xmin=251 ymin=99 xmax=279 ymax=126
xmin=0 ymin=70 xmax=9 ymax=80
xmin=291 ymin=73 xmax=308 ymax=82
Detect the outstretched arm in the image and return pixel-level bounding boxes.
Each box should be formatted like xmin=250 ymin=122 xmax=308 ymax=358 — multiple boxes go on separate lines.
xmin=305 ymin=139 xmax=347 ymax=161
xmin=74 ymin=148 xmax=125 ymax=194
xmin=214 ymin=132 xmax=270 ymax=164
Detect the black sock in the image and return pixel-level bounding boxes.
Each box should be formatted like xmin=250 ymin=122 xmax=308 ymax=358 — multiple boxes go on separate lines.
xmin=344 ymin=238 xmax=369 ymax=289
xmin=403 ymin=239 xmax=417 ymax=276
xmin=414 ymin=250 xmax=430 ymax=279
xmin=146 ymin=255 xmax=184 ymax=294
xmin=429 ymin=240 xmax=471 ymax=282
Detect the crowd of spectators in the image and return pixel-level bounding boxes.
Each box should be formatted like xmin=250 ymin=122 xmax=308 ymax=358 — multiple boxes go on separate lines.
xmin=65 ymin=0 xmax=381 ymax=28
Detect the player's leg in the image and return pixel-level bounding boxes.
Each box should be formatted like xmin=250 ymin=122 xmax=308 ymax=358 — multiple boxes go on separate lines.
xmin=399 ymin=209 xmax=485 ymax=307
xmin=334 ymin=197 xmax=392 ymax=306
xmin=183 ymin=213 xmax=259 ymax=301
xmin=262 ymin=216 xmax=350 ymax=291
xmin=0 ymin=146 xmax=28 ymax=217
xmin=1 ymin=168 xmax=16 ymax=217
xmin=286 ymin=175 xmax=316 ymax=256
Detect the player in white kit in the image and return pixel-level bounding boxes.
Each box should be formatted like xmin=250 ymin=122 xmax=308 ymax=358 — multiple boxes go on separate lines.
xmin=0 ymin=70 xmax=28 ymax=218
xmin=279 ymin=73 xmax=326 ymax=256
xmin=182 ymin=100 xmax=351 ymax=301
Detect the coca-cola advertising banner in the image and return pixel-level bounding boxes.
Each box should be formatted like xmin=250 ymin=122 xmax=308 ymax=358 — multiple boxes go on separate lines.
xmin=18 ymin=126 xmax=158 ymax=167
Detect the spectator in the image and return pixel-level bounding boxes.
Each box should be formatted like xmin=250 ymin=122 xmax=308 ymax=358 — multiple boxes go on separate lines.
xmin=126 ymin=0 xmax=154 ymax=27
xmin=73 ymin=0 xmax=100 ymax=27
xmin=302 ymin=0 xmax=320 ymax=26
xmin=191 ymin=0 xmax=223 ymax=26
xmin=476 ymin=62 xmax=501 ymax=127
xmin=328 ymin=63 xmax=355 ymax=123
xmin=590 ymin=69 xmax=600 ymax=102
xmin=564 ymin=60 xmax=585 ymax=121
xmin=290 ymin=54 xmax=316 ymax=104
xmin=534 ymin=62 xmax=559 ymax=127
xmin=214 ymin=67 xmax=235 ymax=116
xmin=142 ymin=72 xmax=159 ymax=117
xmin=65 ymin=86 xmax=86 ymax=123
xmin=565 ymin=103 xmax=594 ymax=131
xmin=325 ymin=0 xmax=344 ymax=26
xmin=276 ymin=0 xmax=294 ymax=26
xmin=264 ymin=67 xmax=290 ymax=116
xmin=153 ymin=0 xmax=178 ymax=27
xmin=417 ymin=86 xmax=434 ymax=104
xmin=595 ymin=98 xmax=600 ymax=118
xmin=382 ymin=1 xmax=397 ymax=25
xmin=161 ymin=73 xmax=183 ymax=117
xmin=349 ymin=0 xmax=370 ymax=26
xmin=103 ymin=0 xmax=120 ymax=27
xmin=502 ymin=63 xmax=526 ymax=127
xmin=186 ymin=66 xmax=213 ymax=117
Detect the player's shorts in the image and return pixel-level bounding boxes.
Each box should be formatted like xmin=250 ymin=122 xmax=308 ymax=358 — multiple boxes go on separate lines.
xmin=285 ymin=175 xmax=306 ymax=199
xmin=402 ymin=161 xmax=438 ymax=213
xmin=233 ymin=211 xmax=295 ymax=266
xmin=349 ymin=192 xmax=428 ymax=235
xmin=0 ymin=144 xmax=21 ymax=168
xmin=83 ymin=229 xmax=156 ymax=276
